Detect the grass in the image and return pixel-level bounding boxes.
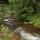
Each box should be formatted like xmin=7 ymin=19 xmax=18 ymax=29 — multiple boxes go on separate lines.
xmin=0 ymin=25 xmax=14 ymax=40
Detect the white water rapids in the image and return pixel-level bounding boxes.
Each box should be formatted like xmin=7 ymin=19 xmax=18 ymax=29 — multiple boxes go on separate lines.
xmin=15 ymin=28 xmax=40 ymax=40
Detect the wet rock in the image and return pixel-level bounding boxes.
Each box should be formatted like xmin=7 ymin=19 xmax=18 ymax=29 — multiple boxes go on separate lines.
xmin=3 ymin=16 xmax=17 ymax=30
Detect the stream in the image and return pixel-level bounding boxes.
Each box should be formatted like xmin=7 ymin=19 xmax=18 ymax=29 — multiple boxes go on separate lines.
xmin=3 ymin=16 xmax=40 ymax=40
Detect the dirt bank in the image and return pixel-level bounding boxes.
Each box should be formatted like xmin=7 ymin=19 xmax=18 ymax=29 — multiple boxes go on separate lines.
xmin=17 ymin=22 xmax=40 ymax=35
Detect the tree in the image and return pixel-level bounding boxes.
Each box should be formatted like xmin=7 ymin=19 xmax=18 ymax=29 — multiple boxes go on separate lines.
xmin=12 ymin=0 xmax=40 ymax=22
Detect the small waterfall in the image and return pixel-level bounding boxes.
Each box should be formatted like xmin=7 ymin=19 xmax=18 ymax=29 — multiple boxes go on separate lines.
xmin=3 ymin=16 xmax=17 ymax=30
xmin=14 ymin=28 xmax=40 ymax=40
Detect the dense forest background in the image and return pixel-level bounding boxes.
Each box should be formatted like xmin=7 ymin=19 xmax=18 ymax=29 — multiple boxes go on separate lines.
xmin=0 ymin=0 xmax=40 ymax=40
xmin=0 ymin=0 xmax=40 ymax=27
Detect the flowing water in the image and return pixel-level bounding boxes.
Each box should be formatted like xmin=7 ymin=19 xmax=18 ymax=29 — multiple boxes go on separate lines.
xmin=14 ymin=28 xmax=40 ymax=40
xmin=3 ymin=16 xmax=40 ymax=40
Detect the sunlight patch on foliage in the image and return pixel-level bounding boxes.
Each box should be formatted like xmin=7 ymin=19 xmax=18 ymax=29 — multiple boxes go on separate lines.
xmin=34 ymin=18 xmax=40 ymax=28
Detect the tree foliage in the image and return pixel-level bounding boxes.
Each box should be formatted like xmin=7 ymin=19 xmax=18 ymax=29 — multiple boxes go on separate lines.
xmin=12 ymin=0 xmax=40 ymax=22
xmin=0 ymin=0 xmax=40 ymax=27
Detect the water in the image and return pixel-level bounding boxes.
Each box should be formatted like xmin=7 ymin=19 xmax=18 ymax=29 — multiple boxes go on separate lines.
xmin=3 ymin=16 xmax=40 ymax=40
xmin=15 ymin=28 xmax=40 ymax=40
